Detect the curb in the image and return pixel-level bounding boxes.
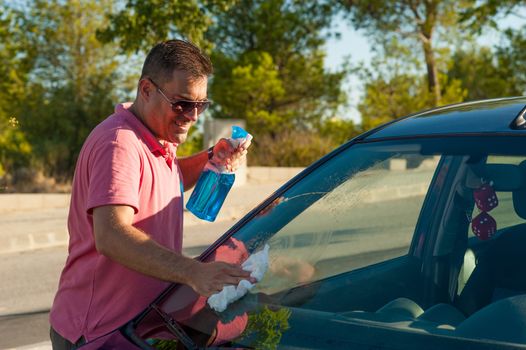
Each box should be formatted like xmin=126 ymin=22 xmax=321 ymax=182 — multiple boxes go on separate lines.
xmin=0 ymin=194 xmax=70 ymax=214
xmin=0 ymin=208 xmax=251 ymax=256
xmin=0 ymin=230 xmax=68 ymax=255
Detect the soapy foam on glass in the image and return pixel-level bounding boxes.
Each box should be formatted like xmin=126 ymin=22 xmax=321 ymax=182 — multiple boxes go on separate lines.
xmin=208 ymin=244 xmax=270 ymax=312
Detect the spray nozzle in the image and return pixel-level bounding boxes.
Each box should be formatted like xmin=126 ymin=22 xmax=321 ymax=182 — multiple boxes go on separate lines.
xmin=230 ymin=126 xmax=252 ymax=148
xmin=232 ymin=125 xmax=249 ymax=139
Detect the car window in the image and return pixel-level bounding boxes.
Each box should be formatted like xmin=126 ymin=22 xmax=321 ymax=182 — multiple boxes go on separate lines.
xmin=250 ymin=153 xmax=439 ymax=295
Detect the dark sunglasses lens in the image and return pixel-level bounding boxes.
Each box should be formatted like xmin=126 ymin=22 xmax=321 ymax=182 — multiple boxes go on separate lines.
xmin=197 ymin=101 xmax=210 ymax=114
xmin=173 ymin=101 xmax=210 ymax=115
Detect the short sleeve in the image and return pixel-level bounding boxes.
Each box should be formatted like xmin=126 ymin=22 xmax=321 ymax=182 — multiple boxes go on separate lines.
xmin=86 ymin=130 xmax=142 ymax=214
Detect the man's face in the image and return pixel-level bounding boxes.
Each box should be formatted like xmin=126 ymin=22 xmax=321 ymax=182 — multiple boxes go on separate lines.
xmin=145 ymin=70 xmax=208 ymax=144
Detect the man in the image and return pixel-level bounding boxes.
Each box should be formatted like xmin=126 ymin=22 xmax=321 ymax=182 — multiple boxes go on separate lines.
xmin=49 ymin=39 xmax=252 ymax=349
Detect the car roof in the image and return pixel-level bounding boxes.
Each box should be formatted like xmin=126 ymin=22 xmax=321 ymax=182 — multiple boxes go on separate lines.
xmin=364 ymin=96 xmax=526 ymax=140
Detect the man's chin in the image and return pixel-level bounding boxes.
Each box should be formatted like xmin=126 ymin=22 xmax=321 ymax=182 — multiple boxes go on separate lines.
xmin=170 ymin=134 xmax=187 ymax=145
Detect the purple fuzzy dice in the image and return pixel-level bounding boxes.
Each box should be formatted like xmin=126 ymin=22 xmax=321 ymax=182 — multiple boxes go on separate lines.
xmin=474 ymin=183 xmax=498 ymax=212
xmin=472 ymin=212 xmax=497 ymax=240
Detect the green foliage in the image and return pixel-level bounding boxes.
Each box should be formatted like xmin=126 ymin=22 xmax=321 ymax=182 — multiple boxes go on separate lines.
xmin=148 ymin=339 xmax=178 ymax=349
xmin=355 ymin=34 xmax=467 ymax=130
xmin=176 ymin=128 xmax=204 ymax=157
xmin=14 ymin=0 xmax=122 ymax=181
xmin=316 ymin=117 xmax=361 ymax=145
xmin=0 ymin=118 xmax=32 ymax=178
xmin=0 ymin=3 xmax=35 ymax=179
xmin=210 ymin=52 xmax=287 ymax=132
xmin=339 ymin=0 xmax=526 ymax=132
xmin=208 ymin=0 xmax=348 ymax=141
xmin=249 ymin=129 xmax=341 ymax=167
xmin=493 ymin=28 xmax=526 ymax=95
xmin=446 ymin=28 xmax=526 ymax=103
xmin=448 ymin=44 xmax=523 ymax=101
xmin=359 ymin=74 xmax=430 ymax=130
xmin=358 ymin=70 xmax=466 ymax=130
xmin=460 ymin=0 xmax=525 ymax=32
xmin=240 ymin=306 xmax=291 ymax=350
xmin=96 ymin=0 xmax=237 ymax=53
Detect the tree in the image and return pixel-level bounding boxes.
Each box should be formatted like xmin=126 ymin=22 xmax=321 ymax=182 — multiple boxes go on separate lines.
xmin=96 ymin=0 xmax=237 ymax=52
xmin=205 ymin=0 xmax=349 ymax=165
xmin=338 ymin=0 xmax=475 ymax=106
xmin=207 ymin=0 xmax=348 ymax=136
xmin=448 ymin=43 xmax=523 ymax=101
xmin=353 ymin=36 xmax=465 ymax=130
xmin=16 ymin=0 xmax=123 ymax=181
xmin=358 ymin=73 xmax=466 ymax=130
xmin=493 ymin=28 xmax=526 ymax=95
xmin=0 ymin=3 xmax=33 ymax=184
xmin=460 ymin=0 xmax=526 ymax=32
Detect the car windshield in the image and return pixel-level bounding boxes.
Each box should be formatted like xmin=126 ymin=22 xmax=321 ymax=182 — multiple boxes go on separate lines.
xmin=132 ymin=135 xmax=526 ymax=349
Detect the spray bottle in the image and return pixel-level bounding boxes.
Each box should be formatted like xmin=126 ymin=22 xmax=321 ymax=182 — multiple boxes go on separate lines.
xmin=186 ymin=126 xmax=251 ymax=222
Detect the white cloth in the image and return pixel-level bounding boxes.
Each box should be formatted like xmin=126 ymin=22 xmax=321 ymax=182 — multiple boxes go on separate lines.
xmin=207 ymin=244 xmax=269 ymax=312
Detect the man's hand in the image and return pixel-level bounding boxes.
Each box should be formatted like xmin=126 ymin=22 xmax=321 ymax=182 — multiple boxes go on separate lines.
xmin=179 ymin=134 xmax=252 ymax=190
xmin=212 ymin=136 xmax=252 ymax=172
xmin=187 ymin=261 xmax=254 ymax=297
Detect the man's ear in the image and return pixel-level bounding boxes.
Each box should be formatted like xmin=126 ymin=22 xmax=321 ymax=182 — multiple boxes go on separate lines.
xmin=138 ymin=78 xmax=154 ymax=101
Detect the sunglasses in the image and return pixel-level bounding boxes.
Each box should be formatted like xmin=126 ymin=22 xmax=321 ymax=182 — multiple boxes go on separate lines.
xmin=148 ymin=78 xmax=211 ymax=117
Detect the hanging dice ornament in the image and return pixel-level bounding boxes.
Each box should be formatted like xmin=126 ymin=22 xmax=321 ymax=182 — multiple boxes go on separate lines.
xmin=473 ymin=182 xmax=498 ymax=212
xmin=471 ymin=212 xmax=497 ymax=240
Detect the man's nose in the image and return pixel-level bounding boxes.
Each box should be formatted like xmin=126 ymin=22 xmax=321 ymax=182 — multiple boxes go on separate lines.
xmin=185 ymin=108 xmax=198 ymax=122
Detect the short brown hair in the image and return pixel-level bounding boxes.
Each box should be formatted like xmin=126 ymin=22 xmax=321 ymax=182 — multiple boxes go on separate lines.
xmin=140 ymin=39 xmax=213 ymax=84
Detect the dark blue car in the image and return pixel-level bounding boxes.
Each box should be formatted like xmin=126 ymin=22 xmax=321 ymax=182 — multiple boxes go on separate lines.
xmin=80 ymin=97 xmax=526 ymax=349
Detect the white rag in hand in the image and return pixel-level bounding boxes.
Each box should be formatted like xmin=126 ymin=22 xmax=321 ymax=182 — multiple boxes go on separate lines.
xmin=207 ymin=244 xmax=270 ymax=312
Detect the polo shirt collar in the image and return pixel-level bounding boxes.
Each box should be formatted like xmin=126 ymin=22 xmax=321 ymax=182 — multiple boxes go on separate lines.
xmin=116 ymin=103 xmax=177 ymax=168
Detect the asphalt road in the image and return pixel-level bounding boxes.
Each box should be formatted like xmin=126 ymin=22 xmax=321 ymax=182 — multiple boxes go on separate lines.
xmin=0 ymin=219 xmax=236 ymax=349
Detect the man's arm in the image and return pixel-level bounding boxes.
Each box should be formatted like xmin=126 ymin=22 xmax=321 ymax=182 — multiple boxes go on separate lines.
xmin=93 ymin=204 xmax=252 ymax=296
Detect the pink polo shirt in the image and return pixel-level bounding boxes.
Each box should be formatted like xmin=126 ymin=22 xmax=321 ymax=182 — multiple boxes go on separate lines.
xmin=50 ymin=103 xmax=184 ymax=343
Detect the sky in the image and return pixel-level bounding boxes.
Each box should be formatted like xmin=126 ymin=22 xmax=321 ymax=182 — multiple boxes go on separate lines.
xmin=324 ymin=18 xmax=370 ymax=122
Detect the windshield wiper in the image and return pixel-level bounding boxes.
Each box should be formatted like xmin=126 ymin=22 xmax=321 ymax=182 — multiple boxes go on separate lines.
xmin=151 ymin=304 xmax=198 ymax=350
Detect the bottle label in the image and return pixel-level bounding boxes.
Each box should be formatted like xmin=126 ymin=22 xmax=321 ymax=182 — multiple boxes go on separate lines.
xmin=186 ymin=168 xmax=235 ymax=222
xmin=186 ymin=125 xmax=250 ymax=221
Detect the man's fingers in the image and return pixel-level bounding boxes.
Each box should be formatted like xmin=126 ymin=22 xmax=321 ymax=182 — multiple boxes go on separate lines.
xmin=221 ymin=276 xmax=246 ymax=286
xmin=224 ymin=264 xmax=251 ymax=278
xmin=191 ymin=261 xmax=257 ymax=297
xmin=202 ymin=285 xmax=223 ymax=297
xmin=238 ymin=149 xmax=248 ymax=157
xmin=240 ymin=138 xmax=252 ymax=149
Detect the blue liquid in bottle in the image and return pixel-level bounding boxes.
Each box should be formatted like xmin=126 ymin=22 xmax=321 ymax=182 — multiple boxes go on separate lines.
xmin=186 ymin=163 xmax=235 ymax=222
xmin=187 ymin=125 xmax=250 ymax=222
